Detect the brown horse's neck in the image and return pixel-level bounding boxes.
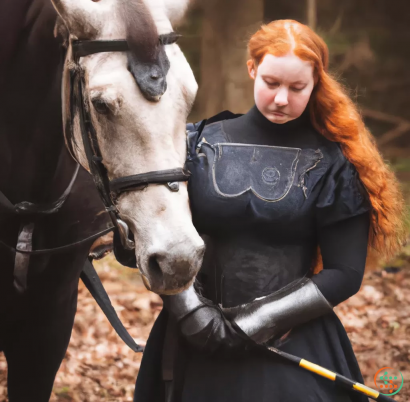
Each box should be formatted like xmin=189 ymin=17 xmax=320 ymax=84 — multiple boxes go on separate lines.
xmin=0 ymin=0 xmax=74 ymax=205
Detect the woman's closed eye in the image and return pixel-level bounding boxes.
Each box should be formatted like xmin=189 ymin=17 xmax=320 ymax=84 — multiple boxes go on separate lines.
xmin=264 ymin=80 xmax=280 ymax=88
xmin=290 ymin=86 xmax=306 ymax=92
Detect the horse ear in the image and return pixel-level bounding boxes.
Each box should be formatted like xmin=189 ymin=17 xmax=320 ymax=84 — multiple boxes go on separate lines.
xmin=50 ymin=0 xmax=101 ymax=38
xmin=163 ymin=0 xmax=190 ymax=26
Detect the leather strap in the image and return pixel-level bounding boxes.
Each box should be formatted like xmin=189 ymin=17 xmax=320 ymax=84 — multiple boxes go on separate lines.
xmin=13 ymin=222 xmax=34 ymax=293
xmin=110 ymin=168 xmax=190 ymax=194
xmin=81 ymin=259 xmax=143 ymax=352
xmin=14 ymin=164 xmax=80 ymax=215
xmin=0 ymin=163 xmax=80 ymax=293
xmin=71 ymin=33 xmax=181 ymax=60
xmin=72 ymin=40 xmax=129 ymax=60
xmin=0 ymin=164 xmax=79 ymax=216
xmin=0 ymin=226 xmax=114 ymax=256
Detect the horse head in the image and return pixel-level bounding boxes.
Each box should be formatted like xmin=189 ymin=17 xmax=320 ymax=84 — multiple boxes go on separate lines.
xmin=51 ymin=0 xmax=204 ymax=295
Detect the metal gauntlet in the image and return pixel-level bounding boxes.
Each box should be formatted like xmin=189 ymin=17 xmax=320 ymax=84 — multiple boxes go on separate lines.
xmin=223 ymin=277 xmax=333 ymax=344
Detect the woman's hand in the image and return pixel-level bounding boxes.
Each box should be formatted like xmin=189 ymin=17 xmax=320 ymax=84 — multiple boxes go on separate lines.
xmin=162 ymin=277 xmax=333 ymax=352
xmin=161 ymin=285 xmax=252 ymax=354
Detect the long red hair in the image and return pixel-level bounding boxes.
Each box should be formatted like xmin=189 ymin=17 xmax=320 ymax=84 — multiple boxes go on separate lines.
xmin=248 ymin=20 xmax=405 ymax=261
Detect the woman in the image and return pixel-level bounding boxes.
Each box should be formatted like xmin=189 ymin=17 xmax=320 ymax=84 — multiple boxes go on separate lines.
xmin=134 ymin=20 xmax=405 ymax=402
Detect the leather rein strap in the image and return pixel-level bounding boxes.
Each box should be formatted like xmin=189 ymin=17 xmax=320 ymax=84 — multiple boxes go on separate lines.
xmin=0 ymin=163 xmax=82 ymax=292
xmin=70 ymin=34 xmax=189 ymax=250
xmin=0 ymin=164 xmax=79 ymax=216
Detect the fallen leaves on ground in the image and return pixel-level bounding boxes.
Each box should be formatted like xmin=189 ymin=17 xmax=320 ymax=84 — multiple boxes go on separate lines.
xmin=0 ymin=254 xmax=409 ymax=401
xmin=335 ymin=267 xmax=410 ymax=402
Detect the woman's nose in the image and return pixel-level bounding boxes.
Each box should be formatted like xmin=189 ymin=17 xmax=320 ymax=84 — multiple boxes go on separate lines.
xmin=274 ymin=87 xmax=289 ymax=107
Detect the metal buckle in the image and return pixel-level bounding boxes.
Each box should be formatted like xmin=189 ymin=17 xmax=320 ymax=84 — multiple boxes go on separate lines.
xmin=167 ymin=182 xmax=179 ymax=192
xmin=117 ymin=219 xmax=135 ymax=250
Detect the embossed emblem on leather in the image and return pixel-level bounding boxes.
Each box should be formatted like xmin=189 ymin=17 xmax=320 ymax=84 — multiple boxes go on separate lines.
xmin=262 ymin=167 xmax=280 ymax=186
xmin=212 ymin=144 xmax=301 ymax=202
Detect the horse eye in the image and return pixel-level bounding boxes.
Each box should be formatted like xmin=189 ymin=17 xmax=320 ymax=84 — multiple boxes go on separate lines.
xmin=92 ymin=98 xmax=110 ymax=115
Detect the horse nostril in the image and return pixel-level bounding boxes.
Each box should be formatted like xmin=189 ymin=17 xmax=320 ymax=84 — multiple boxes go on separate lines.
xmin=148 ymin=254 xmax=163 ymax=280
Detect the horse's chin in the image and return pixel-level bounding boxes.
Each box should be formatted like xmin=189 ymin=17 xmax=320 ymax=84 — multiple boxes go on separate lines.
xmin=141 ymin=272 xmax=195 ymax=296
xmin=156 ymin=277 xmax=196 ymax=296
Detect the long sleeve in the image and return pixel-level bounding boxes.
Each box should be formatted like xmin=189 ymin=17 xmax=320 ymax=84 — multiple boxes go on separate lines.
xmin=313 ymin=152 xmax=372 ymax=307
xmin=312 ymin=212 xmax=370 ymax=307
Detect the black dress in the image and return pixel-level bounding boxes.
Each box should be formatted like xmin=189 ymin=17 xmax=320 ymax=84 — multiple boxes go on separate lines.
xmin=134 ymin=106 xmax=372 ymax=402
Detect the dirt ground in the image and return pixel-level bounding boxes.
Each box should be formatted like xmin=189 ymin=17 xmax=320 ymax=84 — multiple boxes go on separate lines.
xmin=1 ymin=251 xmax=409 ymax=402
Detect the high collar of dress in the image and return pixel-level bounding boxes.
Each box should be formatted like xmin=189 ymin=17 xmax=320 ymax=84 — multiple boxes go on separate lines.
xmin=244 ymin=105 xmax=311 ymax=133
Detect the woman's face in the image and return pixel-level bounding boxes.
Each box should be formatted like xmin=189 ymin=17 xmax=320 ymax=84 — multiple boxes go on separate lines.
xmin=248 ymin=53 xmax=315 ymax=124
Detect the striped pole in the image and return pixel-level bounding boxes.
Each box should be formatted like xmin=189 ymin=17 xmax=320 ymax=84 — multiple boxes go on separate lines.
xmin=267 ymin=347 xmax=396 ymax=402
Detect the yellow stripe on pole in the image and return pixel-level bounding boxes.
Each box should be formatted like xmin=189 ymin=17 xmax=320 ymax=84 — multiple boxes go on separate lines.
xmin=300 ymin=359 xmax=336 ymax=380
xmin=353 ymin=383 xmax=379 ymax=398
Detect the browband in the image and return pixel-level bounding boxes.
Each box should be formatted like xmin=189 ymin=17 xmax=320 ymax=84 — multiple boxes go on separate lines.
xmin=72 ymin=40 xmax=129 ymax=59
xmin=72 ymin=32 xmax=181 ymax=60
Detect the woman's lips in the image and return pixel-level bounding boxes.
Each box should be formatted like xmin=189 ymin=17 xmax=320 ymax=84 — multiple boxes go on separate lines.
xmin=271 ymin=111 xmax=287 ymax=117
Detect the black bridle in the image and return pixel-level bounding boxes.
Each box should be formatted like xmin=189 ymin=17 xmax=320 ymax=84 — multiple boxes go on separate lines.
xmin=68 ymin=33 xmax=190 ymax=250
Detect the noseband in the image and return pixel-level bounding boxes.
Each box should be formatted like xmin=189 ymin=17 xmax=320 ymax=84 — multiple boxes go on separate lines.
xmin=69 ymin=33 xmax=189 ymax=250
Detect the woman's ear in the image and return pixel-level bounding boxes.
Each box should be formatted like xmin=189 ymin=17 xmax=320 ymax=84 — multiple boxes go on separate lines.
xmin=247 ymin=59 xmax=256 ymax=80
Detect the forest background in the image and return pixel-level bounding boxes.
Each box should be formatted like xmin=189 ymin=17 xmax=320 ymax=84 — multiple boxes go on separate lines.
xmin=0 ymin=0 xmax=409 ymax=401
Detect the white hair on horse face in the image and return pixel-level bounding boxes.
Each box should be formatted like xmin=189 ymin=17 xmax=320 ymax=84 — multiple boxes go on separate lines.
xmin=52 ymin=0 xmax=204 ymax=295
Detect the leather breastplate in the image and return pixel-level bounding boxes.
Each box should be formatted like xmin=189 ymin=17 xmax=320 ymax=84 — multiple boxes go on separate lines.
xmin=186 ymin=121 xmax=327 ymax=308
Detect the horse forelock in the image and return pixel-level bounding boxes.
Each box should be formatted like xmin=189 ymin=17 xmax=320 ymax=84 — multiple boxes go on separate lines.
xmin=119 ymin=0 xmax=159 ymax=63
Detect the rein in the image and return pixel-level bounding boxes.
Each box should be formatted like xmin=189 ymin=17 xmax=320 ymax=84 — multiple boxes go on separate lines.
xmin=0 ymin=164 xmax=79 ymax=216
xmin=0 ymin=163 xmax=82 ymax=292
xmin=0 ymin=227 xmax=114 ymax=256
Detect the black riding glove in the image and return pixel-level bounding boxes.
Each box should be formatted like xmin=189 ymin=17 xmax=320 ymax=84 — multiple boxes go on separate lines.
xmin=161 ymin=285 xmax=252 ymax=354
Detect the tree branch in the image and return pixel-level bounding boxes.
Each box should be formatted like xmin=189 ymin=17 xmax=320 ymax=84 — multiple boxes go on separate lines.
xmin=361 ymin=108 xmax=410 ymax=146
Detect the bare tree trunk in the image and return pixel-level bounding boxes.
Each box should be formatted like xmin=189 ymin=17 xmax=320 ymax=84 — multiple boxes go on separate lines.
xmin=196 ymin=0 xmax=263 ymax=117
xmin=306 ymin=0 xmax=317 ymax=30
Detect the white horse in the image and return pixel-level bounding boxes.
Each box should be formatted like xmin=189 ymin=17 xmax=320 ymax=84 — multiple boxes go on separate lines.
xmin=51 ymin=0 xmax=204 ymax=295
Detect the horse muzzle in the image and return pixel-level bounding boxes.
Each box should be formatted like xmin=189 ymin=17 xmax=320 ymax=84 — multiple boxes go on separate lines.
xmin=140 ymin=241 xmax=205 ymax=294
